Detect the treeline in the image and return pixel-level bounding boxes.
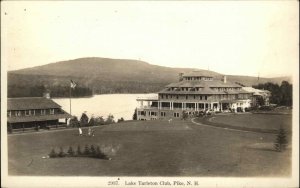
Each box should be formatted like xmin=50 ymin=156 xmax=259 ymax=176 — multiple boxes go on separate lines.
xmin=253 ymin=81 xmax=292 ymax=106
xmin=8 ymin=85 xmax=93 ymax=98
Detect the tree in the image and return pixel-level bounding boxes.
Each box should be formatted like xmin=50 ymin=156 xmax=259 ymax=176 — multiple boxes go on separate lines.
xmin=118 ymin=117 xmax=124 ymax=123
xmin=49 ymin=148 xmax=57 ymax=158
xmin=84 ymin=144 xmax=90 ymax=155
xmin=77 ymin=145 xmax=82 ymax=155
xmin=80 ymin=113 xmax=89 ymax=127
xmin=274 ymin=127 xmax=288 ymax=152
xmin=67 ymin=146 xmax=74 ymax=156
xmin=90 ymin=145 xmax=96 ymax=156
xmin=95 ymin=116 xmax=105 ymax=125
xmin=88 ymin=116 xmax=95 ymax=126
xmin=182 ymin=111 xmax=188 ymax=120
xmin=69 ymin=116 xmax=80 ymax=127
xmin=106 ymin=114 xmax=115 ymax=124
xmin=133 ymin=108 xmax=137 ymax=120
xmin=58 ymin=147 xmax=66 ymax=157
xmin=96 ymin=146 xmax=107 ymax=159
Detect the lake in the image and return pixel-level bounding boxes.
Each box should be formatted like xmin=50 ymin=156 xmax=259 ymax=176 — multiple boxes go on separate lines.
xmin=53 ymin=94 xmax=155 ymax=121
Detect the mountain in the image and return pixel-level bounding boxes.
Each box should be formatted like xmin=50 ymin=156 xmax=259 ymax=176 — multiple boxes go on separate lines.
xmin=8 ymin=57 xmax=292 ymax=97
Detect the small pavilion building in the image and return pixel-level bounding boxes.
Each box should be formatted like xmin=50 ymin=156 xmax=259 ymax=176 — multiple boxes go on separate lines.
xmin=7 ymin=96 xmax=72 ymax=132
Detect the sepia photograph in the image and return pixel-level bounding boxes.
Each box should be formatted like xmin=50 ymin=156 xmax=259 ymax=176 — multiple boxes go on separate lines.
xmin=1 ymin=1 xmax=299 ymax=187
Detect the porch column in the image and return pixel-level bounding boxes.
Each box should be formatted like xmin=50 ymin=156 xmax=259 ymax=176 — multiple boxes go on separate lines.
xmin=204 ymin=103 xmax=206 ymax=110
xmin=182 ymin=102 xmax=184 ymax=110
xmin=169 ymin=102 xmax=172 ymax=110
xmin=220 ymin=103 xmax=223 ymax=111
xmin=195 ymin=103 xmax=197 ymax=111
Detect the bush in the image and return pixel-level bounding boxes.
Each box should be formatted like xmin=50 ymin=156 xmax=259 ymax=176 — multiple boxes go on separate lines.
xmin=67 ymin=146 xmax=74 ymax=156
xmin=49 ymin=148 xmax=57 ymax=158
xmin=106 ymin=114 xmax=115 ymax=124
xmin=274 ymin=127 xmax=288 ymax=152
xmin=77 ymin=145 xmax=82 ymax=155
xmin=58 ymin=147 xmax=66 ymax=157
xmin=96 ymin=146 xmax=108 ymax=159
xmin=259 ymin=106 xmax=273 ymax=111
xmin=70 ymin=116 xmax=80 ymax=127
xmin=84 ymin=144 xmax=90 ymax=155
xmin=95 ymin=116 xmax=105 ymax=126
xmin=117 ymin=117 xmax=124 ymax=123
xmin=90 ymin=145 xmax=96 ymax=156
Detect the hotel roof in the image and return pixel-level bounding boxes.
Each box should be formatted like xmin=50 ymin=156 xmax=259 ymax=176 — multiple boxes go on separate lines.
xmin=182 ymin=71 xmax=218 ymax=77
xmin=166 ymin=80 xmax=242 ymax=88
xmin=8 ymin=97 xmax=62 ymax=110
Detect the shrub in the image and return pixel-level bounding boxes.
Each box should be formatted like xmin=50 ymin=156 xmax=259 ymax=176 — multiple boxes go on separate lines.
xmin=67 ymin=146 xmax=74 ymax=156
xmin=70 ymin=116 xmax=80 ymax=127
xmin=106 ymin=114 xmax=115 ymax=124
xmin=90 ymin=145 xmax=96 ymax=156
xmin=58 ymin=147 xmax=66 ymax=157
xmin=274 ymin=127 xmax=288 ymax=152
xmin=49 ymin=148 xmax=57 ymax=158
xmin=132 ymin=108 xmax=137 ymax=120
xmin=77 ymin=145 xmax=82 ymax=155
xmin=84 ymin=144 xmax=90 ymax=155
xmin=96 ymin=146 xmax=108 ymax=159
xmin=117 ymin=117 xmax=124 ymax=123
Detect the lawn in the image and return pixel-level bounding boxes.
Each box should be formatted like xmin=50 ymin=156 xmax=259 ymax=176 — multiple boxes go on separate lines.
xmin=8 ymin=117 xmax=291 ymax=176
xmin=210 ymin=114 xmax=292 ymax=133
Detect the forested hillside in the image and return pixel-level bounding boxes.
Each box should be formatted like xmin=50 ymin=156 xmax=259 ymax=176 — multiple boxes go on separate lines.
xmin=7 ymin=57 xmax=292 ymax=98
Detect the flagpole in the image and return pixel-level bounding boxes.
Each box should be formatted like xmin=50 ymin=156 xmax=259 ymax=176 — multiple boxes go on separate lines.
xmin=69 ymin=85 xmax=72 ymax=115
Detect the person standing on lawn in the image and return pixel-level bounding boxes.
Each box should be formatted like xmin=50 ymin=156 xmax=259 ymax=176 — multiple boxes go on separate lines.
xmin=79 ymin=127 xmax=83 ymax=136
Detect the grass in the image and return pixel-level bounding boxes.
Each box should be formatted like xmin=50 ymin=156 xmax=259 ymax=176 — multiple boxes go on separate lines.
xmin=8 ymin=116 xmax=291 ymax=176
xmin=210 ymin=114 xmax=292 ymax=133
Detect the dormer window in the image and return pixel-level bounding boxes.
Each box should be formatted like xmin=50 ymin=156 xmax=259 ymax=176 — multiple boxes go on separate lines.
xmin=25 ymin=110 xmax=31 ymax=116
xmin=41 ymin=109 xmax=46 ymax=115
xmin=50 ymin=109 xmax=55 ymax=115
xmin=15 ymin=111 xmax=21 ymax=117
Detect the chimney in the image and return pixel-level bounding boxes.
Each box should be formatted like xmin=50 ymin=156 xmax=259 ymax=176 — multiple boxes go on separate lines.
xmin=223 ymin=75 xmax=227 ymax=83
xmin=179 ymin=73 xmax=184 ymax=81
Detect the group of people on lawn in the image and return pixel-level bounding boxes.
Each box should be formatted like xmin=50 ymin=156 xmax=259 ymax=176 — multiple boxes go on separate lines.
xmin=78 ymin=126 xmax=95 ymax=137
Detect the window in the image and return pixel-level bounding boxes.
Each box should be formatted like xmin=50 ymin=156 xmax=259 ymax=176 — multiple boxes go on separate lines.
xmin=173 ymin=112 xmax=179 ymax=117
xmin=200 ymin=96 xmax=203 ymax=100
xmin=151 ymin=111 xmax=157 ymax=116
xmin=160 ymin=112 xmax=166 ymax=117
xmin=205 ymin=96 xmax=207 ymax=100
xmin=176 ymin=95 xmax=179 ymax=99
xmin=50 ymin=109 xmax=55 ymax=115
xmin=186 ymin=95 xmax=188 ymax=100
xmin=41 ymin=109 xmax=46 ymax=115
xmin=7 ymin=111 xmax=11 ymax=117
xmin=25 ymin=110 xmax=31 ymax=116
xmin=194 ymin=95 xmax=196 ymax=99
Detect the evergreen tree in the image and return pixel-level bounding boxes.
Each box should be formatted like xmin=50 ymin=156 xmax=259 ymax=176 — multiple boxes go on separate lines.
xmin=49 ymin=148 xmax=57 ymax=158
xmin=58 ymin=147 xmax=66 ymax=157
xmin=133 ymin=108 xmax=137 ymax=120
xmin=67 ymin=146 xmax=74 ymax=156
xmin=90 ymin=145 xmax=96 ymax=156
xmin=77 ymin=145 xmax=82 ymax=156
xmin=274 ymin=127 xmax=288 ymax=152
xmin=84 ymin=144 xmax=90 ymax=155
xmin=96 ymin=146 xmax=107 ymax=159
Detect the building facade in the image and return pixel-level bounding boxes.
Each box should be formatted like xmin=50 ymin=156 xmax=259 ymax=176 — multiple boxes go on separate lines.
xmin=7 ymin=97 xmax=72 ymax=132
xmin=137 ymin=71 xmax=254 ymax=120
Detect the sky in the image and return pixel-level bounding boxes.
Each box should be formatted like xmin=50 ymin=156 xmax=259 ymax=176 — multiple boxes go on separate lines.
xmin=1 ymin=1 xmax=299 ymax=77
